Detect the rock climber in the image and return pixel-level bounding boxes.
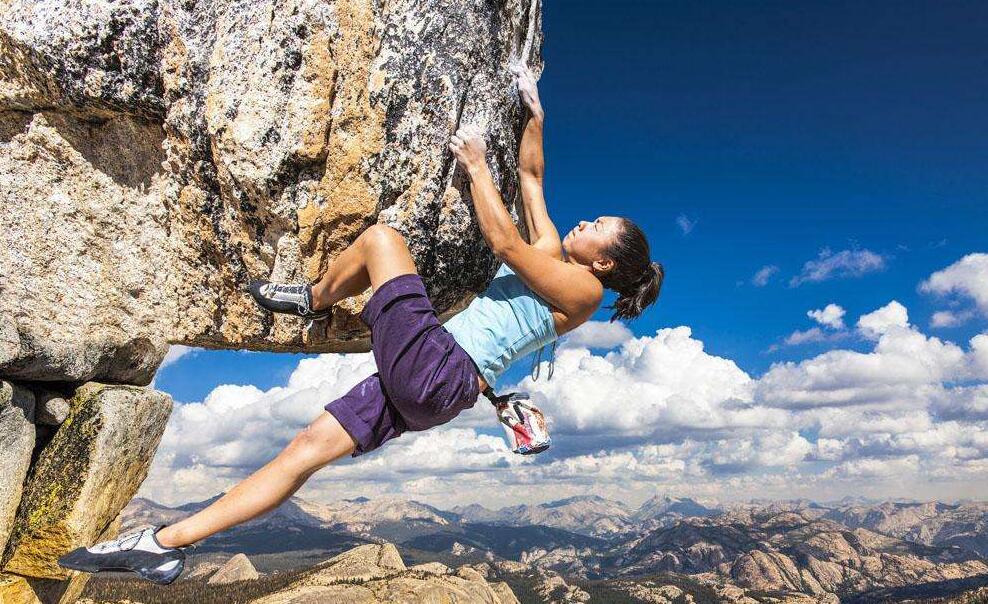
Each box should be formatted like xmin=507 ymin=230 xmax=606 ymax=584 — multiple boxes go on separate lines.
xmin=58 ymin=65 xmax=663 ymax=584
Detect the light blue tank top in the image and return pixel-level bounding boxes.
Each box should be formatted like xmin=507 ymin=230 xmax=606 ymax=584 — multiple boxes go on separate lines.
xmin=443 ymin=263 xmax=558 ymax=386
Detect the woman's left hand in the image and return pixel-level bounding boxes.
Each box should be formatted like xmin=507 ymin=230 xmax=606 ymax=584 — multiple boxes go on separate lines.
xmin=511 ymin=63 xmax=543 ymax=120
xmin=449 ymin=125 xmax=488 ymax=176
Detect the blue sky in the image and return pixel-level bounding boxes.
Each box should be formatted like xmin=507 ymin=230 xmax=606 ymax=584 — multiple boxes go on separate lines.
xmin=146 ymin=1 xmax=988 ymax=507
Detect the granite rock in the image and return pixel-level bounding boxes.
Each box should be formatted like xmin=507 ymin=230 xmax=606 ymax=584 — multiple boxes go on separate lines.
xmin=1 ymin=383 xmax=172 ymax=579
xmin=0 ymin=381 xmax=34 ymax=553
xmin=1 ymin=0 xmax=544 ymax=384
xmin=207 ymin=552 xmax=259 ymax=585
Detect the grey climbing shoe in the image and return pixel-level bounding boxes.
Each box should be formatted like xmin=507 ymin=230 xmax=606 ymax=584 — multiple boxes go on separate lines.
xmin=249 ymin=281 xmax=329 ymax=318
xmin=58 ymin=526 xmax=187 ymax=585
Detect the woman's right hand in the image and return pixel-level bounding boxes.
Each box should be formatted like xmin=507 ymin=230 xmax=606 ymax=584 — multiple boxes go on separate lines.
xmin=449 ymin=124 xmax=489 ymax=177
xmin=511 ymin=63 xmax=544 ymax=121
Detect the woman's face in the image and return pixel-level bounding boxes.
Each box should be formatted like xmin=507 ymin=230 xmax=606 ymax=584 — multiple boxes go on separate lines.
xmin=562 ymin=216 xmax=622 ymax=267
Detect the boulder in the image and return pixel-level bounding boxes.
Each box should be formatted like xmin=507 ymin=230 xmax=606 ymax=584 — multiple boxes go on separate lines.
xmin=306 ymin=542 xmax=405 ymax=583
xmin=1 ymin=0 xmax=544 ymax=384
xmin=250 ymin=542 xmax=515 ymax=604
xmin=0 ymin=515 xmax=119 ymax=604
xmin=0 ymin=381 xmax=34 ymax=553
xmin=491 ymin=581 xmax=521 ymax=604
xmin=0 ymin=110 xmax=172 ymax=385
xmin=409 ymin=561 xmax=450 ymax=575
xmin=207 ymin=552 xmax=259 ymax=585
xmin=1 ymin=383 xmax=172 ymax=578
xmin=31 ymin=390 xmax=70 ymax=426
xmin=0 ymin=572 xmax=88 ymax=604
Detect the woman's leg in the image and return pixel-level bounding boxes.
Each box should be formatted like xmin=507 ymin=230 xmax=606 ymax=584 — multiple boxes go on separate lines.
xmin=154 ymin=412 xmax=357 ymax=548
xmin=155 ymin=227 xmax=416 ymax=548
xmin=310 ymin=224 xmax=417 ymax=311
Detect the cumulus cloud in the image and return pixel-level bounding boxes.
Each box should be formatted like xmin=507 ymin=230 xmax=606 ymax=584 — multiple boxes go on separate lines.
xmin=751 ymin=265 xmax=780 ymax=287
xmin=808 ymin=304 xmax=846 ymax=330
xmin=769 ymin=304 xmax=848 ymax=351
xmin=142 ymin=301 xmax=988 ymax=508
xmin=559 ymin=320 xmax=634 ymax=350
xmin=790 ymin=248 xmax=886 ymax=287
xmin=857 ymin=301 xmax=909 ymax=340
xmin=921 ymin=253 xmax=988 ymax=315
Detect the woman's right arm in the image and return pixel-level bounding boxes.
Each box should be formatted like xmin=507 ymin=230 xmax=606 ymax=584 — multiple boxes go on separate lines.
xmin=449 ymin=127 xmax=601 ymax=322
xmin=514 ymin=65 xmax=562 ymax=259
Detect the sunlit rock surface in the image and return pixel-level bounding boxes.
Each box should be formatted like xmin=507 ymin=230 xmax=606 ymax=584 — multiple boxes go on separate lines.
xmin=1 ymin=0 xmax=544 ymax=384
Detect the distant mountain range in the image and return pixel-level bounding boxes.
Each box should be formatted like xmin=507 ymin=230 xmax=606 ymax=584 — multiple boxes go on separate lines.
xmin=118 ymin=494 xmax=988 ymax=603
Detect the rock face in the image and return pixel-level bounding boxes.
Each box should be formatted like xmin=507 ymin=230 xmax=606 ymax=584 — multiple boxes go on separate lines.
xmin=250 ymin=542 xmax=519 ymax=604
xmin=1 ymin=384 xmax=172 ymax=579
xmin=0 ymin=381 xmax=34 ymax=552
xmin=207 ymin=552 xmax=260 ymax=585
xmin=1 ymin=0 xmax=544 ymax=385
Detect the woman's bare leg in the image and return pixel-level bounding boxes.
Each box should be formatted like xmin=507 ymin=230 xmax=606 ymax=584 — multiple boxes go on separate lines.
xmin=154 ymin=413 xmax=357 ymax=548
xmin=310 ymin=224 xmax=417 ymax=311
xmin=154 ymin=226 xmax=416 ymax=548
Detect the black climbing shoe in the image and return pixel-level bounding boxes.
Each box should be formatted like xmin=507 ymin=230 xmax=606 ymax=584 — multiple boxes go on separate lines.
xmin=58 ymin=526 xmax=187 ymax=585
xmin=249 ymin=281 xmax=329 ymax=319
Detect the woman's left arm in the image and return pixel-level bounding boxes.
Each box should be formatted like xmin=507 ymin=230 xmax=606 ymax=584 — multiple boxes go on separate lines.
xmin=514 ymin=65 xmax=562 ymax=259
xmin=449 ymin=126 xmax=601 ymax=321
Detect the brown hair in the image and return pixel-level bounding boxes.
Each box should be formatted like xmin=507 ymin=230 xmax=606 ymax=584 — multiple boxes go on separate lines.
xmin=598 ymin=218 xmax=664 ymax=321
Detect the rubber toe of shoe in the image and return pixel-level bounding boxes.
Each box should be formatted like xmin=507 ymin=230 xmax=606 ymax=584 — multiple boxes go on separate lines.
xmin=58 ymin=548 xmax=96 ymax=572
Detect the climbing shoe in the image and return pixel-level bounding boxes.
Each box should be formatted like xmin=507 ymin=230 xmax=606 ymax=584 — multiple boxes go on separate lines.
xmin=249 ymin=281 xmax=329 ymax=318
xmin=58 ymin=526 xmax=187 ymax=585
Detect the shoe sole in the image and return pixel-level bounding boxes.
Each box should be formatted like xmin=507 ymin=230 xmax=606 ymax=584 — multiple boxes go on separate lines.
xmin=59 ymin=554 xmax=184 ymax=585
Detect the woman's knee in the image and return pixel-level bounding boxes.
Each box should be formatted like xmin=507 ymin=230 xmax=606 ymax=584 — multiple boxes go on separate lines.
xmin=281 ymin=417 xmax=354 ymax=470
xmin=361 ymin=224 xmax=407 ymax=252
xmin=278 ymin=432 xmax=319 ymax=473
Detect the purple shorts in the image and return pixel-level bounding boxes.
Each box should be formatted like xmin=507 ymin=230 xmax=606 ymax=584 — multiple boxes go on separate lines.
xmin=325 ymin=274 xmax=480 ymax=457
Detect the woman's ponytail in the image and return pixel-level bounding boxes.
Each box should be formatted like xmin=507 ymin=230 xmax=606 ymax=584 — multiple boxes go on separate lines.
xmin=599 ymin=219 xmax=665 ymax=321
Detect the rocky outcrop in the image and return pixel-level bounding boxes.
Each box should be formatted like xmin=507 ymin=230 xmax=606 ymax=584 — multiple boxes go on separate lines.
xmin=207 ymin=552 xmax=260 ymax=585
xmin=827 ymin=500 xmax=988 ymax=557
xmin=1 ymin=0 xmax=544 ymax=385
xmin=0 ymin=381 xmax=34 ymax=552
xmin=249 ymin=542 xmax=519 ymax=603
xmin=1 ymin=2 xmax=541 ymax=603
xmin=1 ymin=384 xmax=171 ymax=579
xmin=615 ymin=509 xmax=988 ymax=599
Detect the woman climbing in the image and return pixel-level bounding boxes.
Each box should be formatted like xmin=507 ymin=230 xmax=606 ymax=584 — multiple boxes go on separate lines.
xmin=58 ymin=65 xmax=664 ymax=584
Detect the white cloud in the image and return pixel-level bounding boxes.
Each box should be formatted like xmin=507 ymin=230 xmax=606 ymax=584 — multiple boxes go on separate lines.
xmin=751 ymin=265 xmax=780 ymax=287
xmin=769 ymin=304 xmax=848 ymax=351
xmin=790 ymin=248 xmax=886 ymax=286
xmin=857 ymin=301 xmax=909 ymax=340
xmin=808 ymin=304 xmax=846 ymax=330
xmin=141 ymin=300 xmax=988 ymax=508
xmin=931 ymin=310 xmax=975 ymax=329
xmin=757 ymin=318 xmax=971 ymax=411
xmin=159 ymin=345 xmax=194 ymax=370
xmin=559 ymin=320 xmax=634 ymax=350
xmin=676 ymin=214 xmax=698 ymax=235
xmin=784 ymin=327 xmax=828 ymax=346
xmin=826 ymin=456 xmax=921 ymax=479
xmin=921 ymin=253 xmax=988 ymax=315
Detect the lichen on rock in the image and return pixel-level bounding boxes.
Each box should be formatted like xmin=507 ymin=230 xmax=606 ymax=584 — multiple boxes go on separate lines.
xmin=1 ymin=384 xmax=172 ymax=579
